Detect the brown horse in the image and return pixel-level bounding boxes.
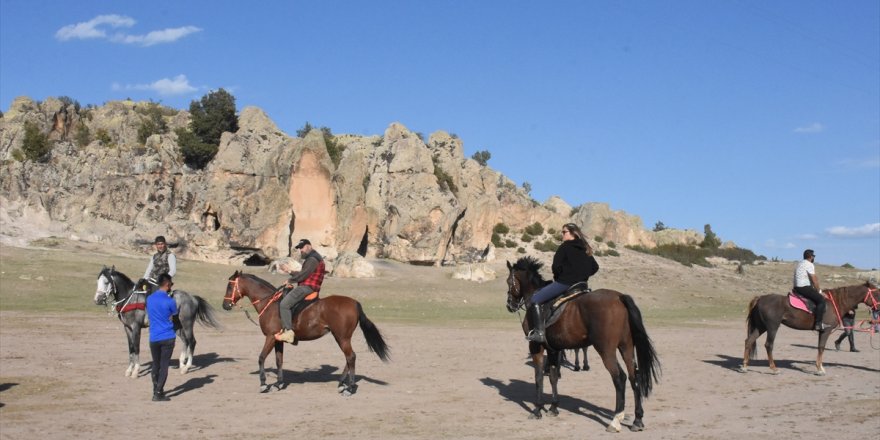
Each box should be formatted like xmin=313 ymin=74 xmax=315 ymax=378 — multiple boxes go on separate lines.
xmin=505 ymin=257 xmax=660 ymax=432
xmin=222 ymin=271 xmax=390 ymax=394
xmin=739 ymin=281 xmax=879 ymax=375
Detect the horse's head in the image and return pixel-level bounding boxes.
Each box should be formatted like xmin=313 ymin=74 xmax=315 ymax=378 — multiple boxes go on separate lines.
xmin=222 ymin=271 xmax=243 ymax=311
xmin=505 ymin=257 xmax=546 ymax=312
xmin=862 ymin=280 xmax=880 ymax=311
xmin=95 ymin=266 xmax=116 ymax=305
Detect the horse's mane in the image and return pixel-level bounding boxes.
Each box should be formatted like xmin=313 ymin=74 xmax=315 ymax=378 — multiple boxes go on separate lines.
xmin=101 ymin=267 xmax=133 ymax=285
xmin=240 ymin=272 xmax=278 ymax=291
xmin=513 ymin=256 xmax=549 ymax=287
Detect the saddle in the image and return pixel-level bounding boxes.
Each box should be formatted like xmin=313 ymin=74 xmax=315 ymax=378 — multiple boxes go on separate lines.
xmin=788 ymin=290 xmax=815 ymax=314
xmin=544 ymin=282 xmax=592 ymax=328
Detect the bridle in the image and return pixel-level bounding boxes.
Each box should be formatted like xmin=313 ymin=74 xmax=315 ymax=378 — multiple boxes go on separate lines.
xmin=224 ymin=275 xmax=284 ymax=318
xmin=506 ymin=270 xmax=526 ymax=312
xmin=864 ymin=286 xmax=880 ymax=311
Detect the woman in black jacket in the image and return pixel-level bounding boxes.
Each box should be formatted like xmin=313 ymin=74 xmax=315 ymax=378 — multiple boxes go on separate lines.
xmin=526 ymin=223 xmax=599 ymax=343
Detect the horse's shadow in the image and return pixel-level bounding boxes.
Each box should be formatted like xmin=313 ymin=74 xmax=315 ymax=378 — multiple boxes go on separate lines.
xmin=165 ymin=374 xmax=217 ymax=397
xmin=0 ymin=383 xmax=17 ymax=408
xmin=703 ymin=353 xmax=880 ymax=374
xmin=250 ymin=364 xmax=389 ymax=388
xmin=479 ymin=377 xmax=612 ymax=426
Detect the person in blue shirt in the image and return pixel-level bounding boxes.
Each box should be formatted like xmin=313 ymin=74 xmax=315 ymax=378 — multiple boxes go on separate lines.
xmin=146 ymin=273 xmax=179 ymax=402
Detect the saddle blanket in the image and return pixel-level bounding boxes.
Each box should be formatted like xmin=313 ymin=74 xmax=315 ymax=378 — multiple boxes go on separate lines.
xmin=788 ymin=291 xmax=813 ymax=314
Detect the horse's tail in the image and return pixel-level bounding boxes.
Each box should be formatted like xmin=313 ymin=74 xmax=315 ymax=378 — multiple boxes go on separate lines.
xmin=192 ymin=295 xmax=221 ymax=329
xmin=745 ymin=296 xmax=761 ymax=359
xmin=621 ymin=294 xmax=661 ymax=399
xmin=357 ymin=302 xmax=391 ymax=362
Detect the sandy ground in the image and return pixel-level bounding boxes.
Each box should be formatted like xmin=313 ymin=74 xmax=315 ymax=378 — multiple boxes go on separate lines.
xmin=1 ymin=240 xmax=879 ymax=439
xmin=1 ymin=309 xmax=879 ymax=439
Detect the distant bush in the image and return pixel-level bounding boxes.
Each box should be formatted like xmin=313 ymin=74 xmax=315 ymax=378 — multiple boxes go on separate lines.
xmin=472 ymin=150 xmax=491 ymax=166
xmin=607 ymin=241 xmax=617 ymax=249
xmin=714 ymin=247 xmax=766 ymax=264
xmin=493 ymin=223 xmax=510 ymax=234
xmin=137 ymin=103 xmax=169 ymax=145
xmin=534 ymin=239 xmax=559 ymax=253
xmin=841 ymin=263 xmax=855 ymax=269
xmin=547 ymin=227 xmax=557 ymax=235
xmin=596 ymin=249 xmax=620 ymax=257
xmin=520 ymin=233 xmax=533 ymax=243
xmin=699 ymin=224 xmax=722 ymax=249
xmin=297 ymin=122 xmax=314 ymax=138
xmin=95 ymin=128 xmax=113 ymax=147
xmin=524 ymin=222 xmax=544 ymax=236
xmin=321 ymin=126 xmax=345 ymax=167
xmin=176 ymin=127 xmax=216 ymax=169
xmin=189 ymin=88 xmax=238 ymax=147
xmin=653 ymin=221 xmax=667 ymax=232
xmin=57 ymin=96 xmax=81 ymax=112
xmin=21 ymin=121 xmax=51 ymax=162
xmin=504 ymin=239 xmax=517 ymax=248
xmin=594 ymin=236 xmax=604 ymax=243
xmin=432 ymin=156 xmax=458 ymax=194
xmin=627 ymin=244 xmax=712 ymax=267
xmin=75 ymin=123 xmax=91 ymax=147
xmin=517 ymin=247 xmax=526 ymax=254
xmin=491 ymin=233 xmax=503 ymax=248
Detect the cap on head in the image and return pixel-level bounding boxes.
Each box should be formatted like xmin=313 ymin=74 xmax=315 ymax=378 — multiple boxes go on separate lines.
xmin=294 ymin=238 xmax=311 ymax=249
xmin=154 ymin=236 xmax=167 ymax=244
xmin=803 ymin=249 xmax=815 ymax=259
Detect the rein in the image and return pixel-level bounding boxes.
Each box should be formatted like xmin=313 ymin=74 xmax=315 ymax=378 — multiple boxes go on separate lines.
xmin=225 ymin=278 xmax=285 ymax=319
xmin=825 ymin=286 xmax=880 ymax=333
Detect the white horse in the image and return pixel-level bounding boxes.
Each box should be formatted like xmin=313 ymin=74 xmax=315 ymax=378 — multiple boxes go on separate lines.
xmin=95 ymin=266 xmax=220 ymax=377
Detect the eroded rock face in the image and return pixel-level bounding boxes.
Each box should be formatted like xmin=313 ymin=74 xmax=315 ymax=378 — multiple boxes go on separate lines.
xmin=0 ymin=98 xmax=711 ymax=267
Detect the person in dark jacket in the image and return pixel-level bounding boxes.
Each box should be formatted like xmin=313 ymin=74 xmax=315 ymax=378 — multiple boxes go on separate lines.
xmin=834 ymin=309 xmax=859 ymax=352
xmin=275 ymin=239 xmax=326 ymax=344
xmin=526 ymin=223 xmax=599 ymax=343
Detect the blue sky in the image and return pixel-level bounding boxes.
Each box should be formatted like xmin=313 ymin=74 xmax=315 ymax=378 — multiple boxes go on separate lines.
xmin=2 ymin=1 xmax=878 ymax=269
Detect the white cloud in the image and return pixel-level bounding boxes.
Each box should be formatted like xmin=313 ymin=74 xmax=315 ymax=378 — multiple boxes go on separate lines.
xmin=764 ymin=239 xmax=796 ymax=249
xmin=837 ymin=155 xmax=880 ymax=169
xmin=112 ymin=75 xmax=197 ymax=96
xmin=793 ymin=122 xmax=824 ymax=133
xmin=112 ymin=26 xmax=202 ymax=47
xmin=55 ymin=14 xmax=135 ymax=41
xmin=795 ymin=233 xmax=818 ymax=240
xmin=826 ymin=223 xmax=880 ymax=238
xmin=56 ymin=15 xmax=199 ymax=46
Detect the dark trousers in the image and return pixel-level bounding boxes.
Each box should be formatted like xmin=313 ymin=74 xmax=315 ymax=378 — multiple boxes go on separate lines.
xmin=150 ymin=338 xmax=175 ymax=394
xmin=795 ymin=286 xmax=825 ymax=326
xmin=835 ymin=314 xmax=856 ymax=350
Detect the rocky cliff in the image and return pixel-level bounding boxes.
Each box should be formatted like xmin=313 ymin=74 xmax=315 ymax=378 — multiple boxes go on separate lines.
xmin=0 ymin=97 xmax=706 ymax=267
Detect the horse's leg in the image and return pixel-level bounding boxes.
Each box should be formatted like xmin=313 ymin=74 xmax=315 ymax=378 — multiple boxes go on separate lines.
xmin=334 ymin=336 xmax=357 ymax=396
xmin=529 ymin=347 xmax=546 ymax=419
xmin=598 ymin=346 xmax=627 ymax=433
xmin=273 ymin=341 xmax=285 ymax=390
xmin=739 ymin=326 xmax=764 ymax=373
xmin=177 ymin=322 xmax=195 ymax=374
xmin=581 ymin=347 xmax=589 ymax=371
xmin=257 ymin=335 xmax=276 ymax=393
xmin=124 ymin=324 xmax=137 ymax=377
xmin=622 ymin=344 xmax=645 ymax=432
xmin=764 ymin=325 xmax=781 ymax=374
xmin=546 ymin=351 xmax=560 ymax=416
xmin=815 ymin=330 xmax=832 ymax=376
xmin=130 ymin=323 xmax=143 ymax=379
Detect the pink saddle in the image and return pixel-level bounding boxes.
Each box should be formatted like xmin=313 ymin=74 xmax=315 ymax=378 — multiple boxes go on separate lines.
xmin=788 ymin=291 xmax=813 ymax=314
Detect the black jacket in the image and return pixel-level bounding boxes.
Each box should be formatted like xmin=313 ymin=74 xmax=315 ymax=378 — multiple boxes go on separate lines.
xmin=552 ymin=239 xmax=599 ymax=285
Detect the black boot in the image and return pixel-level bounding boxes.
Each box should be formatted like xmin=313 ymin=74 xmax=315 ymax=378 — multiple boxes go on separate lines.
xmin=848 ymin=332 xmax=858 ymax=352
xmin=152 ymin=391 xmax=170 ymax=402
xmin=526 ymin=304 xmax=546 ymax=343
xmin=814 ymin=305 xmax=826 ymax=331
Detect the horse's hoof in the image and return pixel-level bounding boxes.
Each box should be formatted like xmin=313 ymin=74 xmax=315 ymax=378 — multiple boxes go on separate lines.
xmin=770 ymin=369 xmax=780 ymax=375
xmin=583 ymin=366 xmax=590 ymax=371
xmin=341 ymin=389 xmax=353 ymax=397
xmin=528 ymin=410 xmax=543 ymax=420
xmin=606 ymin=424 xmax=621 ymax=433
xmin=259 ymin=385 xmax=271 ymax=393
xmin=815 ymin=370 xmax=826 ymax=376
xmin=737 ymin=366 xmax=748 ymax=373
xmin=547 ymin=409 xmax=558 ymax=417
xmin=629 ymin=419 xmax=645 ymax=432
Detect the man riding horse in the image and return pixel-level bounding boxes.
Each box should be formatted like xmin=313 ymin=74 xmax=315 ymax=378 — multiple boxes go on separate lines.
xmin=793 ymin=249 xmax=826 ymax=331
xmin=275 ymin=238 xmax=326 ymax=344
xmin=142 ymin=235 xmax=177 ymax=293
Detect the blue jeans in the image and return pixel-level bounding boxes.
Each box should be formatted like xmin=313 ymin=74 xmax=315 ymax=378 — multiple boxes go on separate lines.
xmin=530 ymin=281 xmax=571 ymax=305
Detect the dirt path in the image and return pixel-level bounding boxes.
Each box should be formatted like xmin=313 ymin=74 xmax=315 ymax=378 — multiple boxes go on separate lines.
xmin=1 ymin=309 xmax=878 ymax=439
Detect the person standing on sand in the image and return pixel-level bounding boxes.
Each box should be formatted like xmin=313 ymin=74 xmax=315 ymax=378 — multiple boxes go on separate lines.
xmin=146 ymin=273 xmax=179 ymax=402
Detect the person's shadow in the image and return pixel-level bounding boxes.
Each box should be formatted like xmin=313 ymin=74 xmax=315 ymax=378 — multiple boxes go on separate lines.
xmin=165 ymin=374 xmax=217 ymax=397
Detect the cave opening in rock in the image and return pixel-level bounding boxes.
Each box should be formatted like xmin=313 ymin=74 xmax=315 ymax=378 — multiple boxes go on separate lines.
xmin=357 ymin=227 xmax=368 ymax=257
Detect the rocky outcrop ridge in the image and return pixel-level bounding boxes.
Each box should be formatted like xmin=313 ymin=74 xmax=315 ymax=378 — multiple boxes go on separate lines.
xmin=0 ymin=97 xmax=712 ymax=268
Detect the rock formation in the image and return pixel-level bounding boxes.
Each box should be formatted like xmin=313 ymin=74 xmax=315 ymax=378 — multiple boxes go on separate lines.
xmin=0 ymin=96 xmax=713 ymax=267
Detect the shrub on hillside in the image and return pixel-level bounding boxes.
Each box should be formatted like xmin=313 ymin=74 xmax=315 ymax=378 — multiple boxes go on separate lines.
xmin=491 ymin=233 xmax=503 ymax=248
xmin=520 ymin=233 xmax=533 ymax=243
xmin=714 ymin=247 xmax=766 ymax=264
xmin=493 ymin=223 xmax=510 ymax=234
xmin=176 ymin=127 xmax=217 ymax=169
xmin=21 ymin=121 xmax=51 ymax=162
xmin=627 ymin=244 xmax=712 ymax=267
xmin=524 ymin=222 xmax=544 ymax=236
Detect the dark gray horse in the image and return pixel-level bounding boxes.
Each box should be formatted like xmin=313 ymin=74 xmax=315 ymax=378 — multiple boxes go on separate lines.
xmin=94 ymin=266 xmax=220 ymax=378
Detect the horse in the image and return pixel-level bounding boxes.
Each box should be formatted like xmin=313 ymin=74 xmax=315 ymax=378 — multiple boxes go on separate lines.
xmin=94 ymin=266 xmax=220 ymax=377
xmin=505 ymin=257 xmax=660 ymax=432
xmin=563 ymin=347 xmax=589 ymax=372
xmin=739 ymin=281 xmax=879 ymax=375
xmin=222 ymin=271 xmax=390 ymax=395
